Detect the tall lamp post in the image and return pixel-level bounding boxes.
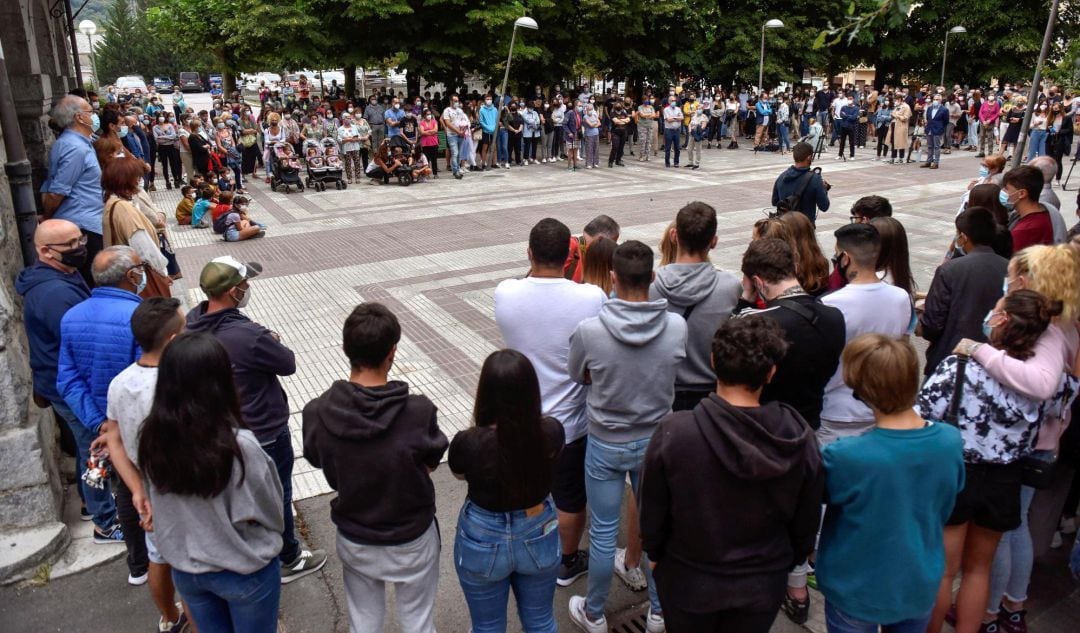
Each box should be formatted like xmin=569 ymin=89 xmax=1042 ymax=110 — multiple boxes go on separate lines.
xmin=78 ymin=20 xmax=97 ymax=89
xmin=940 ymin=26 xmax=966 ymax=88
xmin=492 ymin=16 xmax=538 ymax=167
xmin=759 ymin=19 xmax=784 ymax=93
xmin=1012 ymin=0 xmax=1060 ymax=168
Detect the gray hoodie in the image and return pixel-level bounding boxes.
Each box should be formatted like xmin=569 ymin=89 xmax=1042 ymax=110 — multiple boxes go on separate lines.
xmin=650 ymin=263 xmax=741 ymax=390
xmin=568 ymin=298 xmax=688 ymax=443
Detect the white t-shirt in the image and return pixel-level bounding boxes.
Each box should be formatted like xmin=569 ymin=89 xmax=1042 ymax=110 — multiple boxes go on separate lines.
xmin=495 ymin=277 xmax=606 ymax=443
xmin=821 ymin=282 xmax=914 ymax=423
xmin=106 ymin=363 xmax=159 ymax=469
xmin=832 ymin=96 xmax=849 ymax=119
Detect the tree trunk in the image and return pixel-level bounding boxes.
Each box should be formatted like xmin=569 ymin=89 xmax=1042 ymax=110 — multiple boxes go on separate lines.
xmin=344 ymin=64 xmax=357 ymax=101
xmin=223 ymin=70 xmax=236 ymax=97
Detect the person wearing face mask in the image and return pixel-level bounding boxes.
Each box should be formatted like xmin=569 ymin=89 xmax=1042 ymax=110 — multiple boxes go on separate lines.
xmin=187 ymin=118 xmax=214 ymax=177
xmin=56 ymin=246 xmax=149 ymax=544
xmin=441 ymin=94 xmax=470 ymax=179
xmin=608 ymin=103 xmax=631 ymax=168
xmin=418 ymin=108 xmax=440 ymax=176
xmin=364 ymin=96 xmax=387 ymax=150
xmin=1003 ymin=165 xmax=1055 ymax=251
xmin=582 ymin=103 xmax=601 ymax=168
xmin=922 ymin=95 xmax=950 ymax=169
xmin=1001 ymin=96 xmax=1026 ymax=157
xmin=1026 ymin=101 xmax=1050 ymax=162
xmin=478 ymin=95 xmax=499 ymax=169
xmin=186 ymin=256 xmax=329 ymax=585
xmin=919 ymin=289 xmax=1078 ymax=633
xmin=978 ymin=92 xmax=1001 ymax=158
xmin=385 ymin=97 xmax=405 ymax=139
xmin=550 ymin=96 xmax=567 ymax=161
xmin=1045 ymin=103 xmax=1074 ymax=184
xmin=522 ymin=102 xmax=541 ymax=165
xmin=101 ymin=156 xmax=170 ymax=295
xmin=152 ymin=113 xmax=181 ymax=189
xmin=920 ymin=207 xmax=1009 ymax=377
xmin=634 ymin=95 xmax=659 ymax=160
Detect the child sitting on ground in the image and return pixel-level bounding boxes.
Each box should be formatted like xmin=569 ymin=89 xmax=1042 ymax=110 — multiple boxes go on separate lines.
xmin=190 ymin=184 xmax=217 ymax=228
xmin=412 ymin=146 xmax=432 ymax=182
xmin=213 ymin=194 xmax=266 ymax=242
xmin=175 ymin=185 xmax=195 ymax=225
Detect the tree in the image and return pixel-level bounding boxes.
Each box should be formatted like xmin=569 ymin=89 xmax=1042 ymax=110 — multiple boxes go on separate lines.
xmin=94 ymin=0 xmax=212 ymax=84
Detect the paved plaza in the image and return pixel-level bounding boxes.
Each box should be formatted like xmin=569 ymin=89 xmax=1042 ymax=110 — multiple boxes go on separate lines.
xmin=3 ymin=139 xmax=1078 ymax=632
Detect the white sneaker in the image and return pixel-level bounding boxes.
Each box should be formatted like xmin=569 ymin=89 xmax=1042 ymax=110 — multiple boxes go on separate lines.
xmin=646 ymin=608 xmax=666 ymax=633
xmin=614 ymin=547 xmax=647 ymax=591
xmin=128 ymin=571 xmax=148 ymax=586
xmin=568 ymin=595 xmax=607 ymax=633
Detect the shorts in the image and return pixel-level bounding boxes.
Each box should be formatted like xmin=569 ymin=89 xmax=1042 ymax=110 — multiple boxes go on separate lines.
xmin=224 ymin=227 xmax=240 ymax=242
xmin=565 ymin=138 xmax=578 ymax=149
xmin=146 ymin=532 xmax=165 ymax=565
xmin=947 ymin=461 xmax=1022 ymax=532
xmin=479 ymin=132 xmax=494 ymax=149
xmin=552 ymin=435 xmax=588 ymax=513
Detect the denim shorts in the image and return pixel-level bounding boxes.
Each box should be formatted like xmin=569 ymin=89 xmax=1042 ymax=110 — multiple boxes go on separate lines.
xmin=146 ymin=532 xmax=165 ymax=565
xmin=224 ymin=227 xmax=240 ymax=242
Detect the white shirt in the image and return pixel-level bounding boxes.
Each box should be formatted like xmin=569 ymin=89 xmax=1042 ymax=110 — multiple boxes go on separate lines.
xmin=106 ymin=363 xmax=159 ymax=469
xmin=495 ymin=277 xmax=606 ymax=443
xmin=663 ymin=104 xmax=683 ymax=129
xmin=821 ymin=282 xmax=914 ymax=422
xmin=832 ymin=96 xmax=849 ymax=119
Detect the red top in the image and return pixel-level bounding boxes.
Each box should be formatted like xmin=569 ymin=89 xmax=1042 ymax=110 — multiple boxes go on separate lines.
xmin=211 ymin=202 xmax=233 ymax=222
xmin=1010 ymin=210 xmax=1054 ymax=252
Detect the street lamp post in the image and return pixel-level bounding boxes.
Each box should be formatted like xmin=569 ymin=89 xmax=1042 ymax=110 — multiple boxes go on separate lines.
xmin=1013 ymin=0 xmax=1060 ymax=168
xmin=759 ymin=19 xmax=785 ymax=93
xmin=940 ymin=26 xmax=966 ymax=88
xmin=78 ymin=20 xmax=97 ymax=89
xmin=492 ymin=16 xmax=538 ymax=167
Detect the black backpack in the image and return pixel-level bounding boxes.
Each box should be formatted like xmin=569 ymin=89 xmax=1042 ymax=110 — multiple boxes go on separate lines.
xmin=777 ymin=168 xmax=819 ymax=216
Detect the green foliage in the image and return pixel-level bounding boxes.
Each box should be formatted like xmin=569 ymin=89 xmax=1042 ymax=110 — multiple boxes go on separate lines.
xmin=93 ymin=0 xmax=213 ymax=84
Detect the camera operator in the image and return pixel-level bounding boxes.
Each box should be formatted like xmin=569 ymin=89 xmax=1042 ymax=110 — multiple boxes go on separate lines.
xmin=771 ymin=141 xmax=832 ymax=225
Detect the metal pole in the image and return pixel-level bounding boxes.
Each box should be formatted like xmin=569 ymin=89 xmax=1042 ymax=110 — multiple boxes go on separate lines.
xmin=493 ymin=25 xmax=517 ymax=168
xmin=1012 ymin=0 xmax=1059 ymax=169
xmin=0 ymin=43 xmax=40 ymax=266
xmin=940 ymin=32 xmax=949 ymax=88
xmin=758 ymin=24 xmax=766 ymax=93
xmin=64 ymin=0 xmax=84 ymax=88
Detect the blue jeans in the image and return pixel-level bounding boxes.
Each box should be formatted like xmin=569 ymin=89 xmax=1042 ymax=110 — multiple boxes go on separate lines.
xmin=663 ymin=128 xmax=681 ymax=165
xmin=1026 ymin=129 xmax=1048 ymax=161
xmin=927 ymin=133 xmax=943 ymax=164
xmin=778 ymin=122 xmax=791 ymax=150
xmin=172 ymin=560 xmax=281 ymax=633
xmin=261 ymin=428 xmax=299 ymax=564
xmin=454 ymin=498 xmax=560 ymax=633
xmin=447 ymin=134 xmax=463 ymax=175
xmin=584 ymin=435 xmax=661 ymax=619
xmin=987 ymin=485 xmax=1036 ymax=605
xmin=53 ymin=398 xmax=116 ymax=530
xmin=825 ymin=601 xmax=930 ymax=633
xmin=497 ymin=129 xmax=509 ymax=163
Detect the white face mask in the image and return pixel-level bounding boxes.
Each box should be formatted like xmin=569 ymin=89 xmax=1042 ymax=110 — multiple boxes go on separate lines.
xmin=233 ymin=285 xmax=251 ymax=308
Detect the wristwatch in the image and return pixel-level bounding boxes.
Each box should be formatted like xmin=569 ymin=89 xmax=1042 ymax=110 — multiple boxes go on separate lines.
xmin=960 ymin=341 xmax=983 ymax=357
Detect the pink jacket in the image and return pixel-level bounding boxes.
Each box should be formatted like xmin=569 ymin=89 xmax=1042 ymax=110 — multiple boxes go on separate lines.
xmin=974 ymin=322 xmax=1079 ymax=450
xmin=979 ymin=101 xmax=1001 ymax=124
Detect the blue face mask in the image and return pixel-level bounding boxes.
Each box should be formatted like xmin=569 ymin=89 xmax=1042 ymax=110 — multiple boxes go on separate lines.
xmin=999 ymin=190 xmax=1014 ymax=210
xmin=133 ymin=267 xmax=147 ymax=294
xmin=981 ymin=309 xmax=998 ymax=339
xmin=119 ymin=125 xmax=129 ymax=138
xmin=91 ymin=113 xmax=100 ymax=130
xmin=979 ymin=166 xmax=990 ymax=178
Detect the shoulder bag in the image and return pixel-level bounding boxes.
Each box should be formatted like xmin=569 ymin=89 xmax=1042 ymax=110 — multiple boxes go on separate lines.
xmin=107 ymin=199 xmax=172 ymax=299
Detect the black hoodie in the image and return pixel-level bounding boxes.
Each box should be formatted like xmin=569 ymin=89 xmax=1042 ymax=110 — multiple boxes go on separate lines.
xmin=640 ymin=394 xmax=824 ymax=612
xmin=302 ymin=380 xmax=448 ymax=545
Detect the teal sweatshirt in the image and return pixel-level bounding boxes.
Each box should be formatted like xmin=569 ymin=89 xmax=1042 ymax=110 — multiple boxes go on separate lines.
xmin=817 ymin=422 xmax=964 ymax=624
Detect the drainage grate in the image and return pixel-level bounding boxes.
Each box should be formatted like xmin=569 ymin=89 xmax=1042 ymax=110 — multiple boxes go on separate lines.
xmin=608 ymin=604 xmax=649 ymax=633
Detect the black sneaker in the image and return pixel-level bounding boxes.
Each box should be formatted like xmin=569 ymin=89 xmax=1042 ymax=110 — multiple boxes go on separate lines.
xmin=93 ymin=522 xmax=125 ymax=545
xmin=557 ymin=549 xmax=589 ymax=587
xmin=280 ymin=549 xmax=327 ymax=584
xmin=782 ymin=593 xmax=810 ymax=625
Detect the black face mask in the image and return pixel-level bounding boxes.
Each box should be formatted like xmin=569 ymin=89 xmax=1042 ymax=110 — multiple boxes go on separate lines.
xmin=832 ymin=253 xmax=849 ymax=280
xmin=54 ymin=244 xmax=88 ymax=269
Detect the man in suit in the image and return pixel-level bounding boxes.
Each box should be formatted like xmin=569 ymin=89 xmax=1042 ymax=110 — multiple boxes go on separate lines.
xmin=922 ymin=93 xmax=950 ymax=169
xmin=919 ymin=207 xmax=1007 ymax=375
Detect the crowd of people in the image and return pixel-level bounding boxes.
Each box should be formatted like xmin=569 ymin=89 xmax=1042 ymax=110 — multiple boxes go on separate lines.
xmin=23 ymin=76 xmax=1080 ymax=633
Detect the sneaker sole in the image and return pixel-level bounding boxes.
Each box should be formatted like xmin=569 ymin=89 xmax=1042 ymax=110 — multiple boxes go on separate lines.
xmin=280 ymin=557 xmax=327 ymax=584
xmin=557 ymin=569 xmax=588 ymax=587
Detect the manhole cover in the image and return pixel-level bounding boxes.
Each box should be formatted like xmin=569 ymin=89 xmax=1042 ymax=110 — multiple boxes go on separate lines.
xmin=608 ymin=604 xmax=649 ymax=633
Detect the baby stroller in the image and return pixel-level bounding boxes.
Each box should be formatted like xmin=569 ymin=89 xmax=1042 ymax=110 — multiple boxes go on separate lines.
xmin=319 ymin=138 xmax=347 ymax=190
xmin=303 ymin=139 xmax=327 ymax=190
xmin=270 ymin=141 xmax=304 ymax=193
xmin=387 ymin=135 xmax=416 ymax=187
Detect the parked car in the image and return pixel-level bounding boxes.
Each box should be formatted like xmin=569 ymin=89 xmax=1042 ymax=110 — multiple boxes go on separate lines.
xmin=115 ymin=75 xmax=148 ymax=93
xmin=178 ymin=71 xmax=203 ymax=92
xmin=152 ymin=76 xmax=174 ymax=91
xmin=243 ymin=72 xmax=281 ymax=92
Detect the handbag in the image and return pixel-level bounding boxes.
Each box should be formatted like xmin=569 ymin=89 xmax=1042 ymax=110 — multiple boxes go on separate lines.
xmin=944 ymin=354 xmax=969 ymax=426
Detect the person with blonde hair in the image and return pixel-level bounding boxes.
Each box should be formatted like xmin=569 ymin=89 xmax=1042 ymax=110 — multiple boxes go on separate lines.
xmin=658 ymin=221 xmax=677 ymax=267
xmin=818 ymin=334 xmax=964 ymax=633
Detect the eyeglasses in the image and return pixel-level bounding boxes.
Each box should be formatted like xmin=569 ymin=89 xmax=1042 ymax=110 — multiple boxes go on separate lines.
xmin=45 ymin=234 xmax=88 ymax=250
xmin=849 ymin=215 xmax=867 ymax=224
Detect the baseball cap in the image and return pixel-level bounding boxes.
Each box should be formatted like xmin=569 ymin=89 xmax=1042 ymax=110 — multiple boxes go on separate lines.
xmin=199 ymin=256 xmax=263 ymax=297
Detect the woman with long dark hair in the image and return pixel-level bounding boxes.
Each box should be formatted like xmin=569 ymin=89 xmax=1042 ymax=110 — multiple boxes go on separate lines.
xmin=450 ymin=349 xmax=563 ymax=633
xmin=870 ymin=217 xmax=916 ymax=298
xmin=779 ymin=211 xmax=830 ymax=296
xmin=139 ymin=332 xmax=284 ymax=633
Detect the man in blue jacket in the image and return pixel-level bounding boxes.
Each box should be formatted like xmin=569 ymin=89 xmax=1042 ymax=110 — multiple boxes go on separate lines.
xmin=922 ymin=94 xmax=950 ymax=169
xmin=16 ymin=219 xmax=90 ymax=495
xmin=837 ymin=97 xmax=860 ymax=160
xmin=186 ymin=256 xmax=327 ymax=584
xmin=57 ymin=245 xmax=146 ymax=543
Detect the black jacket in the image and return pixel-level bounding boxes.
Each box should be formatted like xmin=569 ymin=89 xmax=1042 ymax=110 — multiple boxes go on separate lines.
xmin=920 ymin=245 xmax=1008 ymax=375
xmin=185 ymin=303 xmax=295 ymax=442
xmin=640 ymin=395 xmax=824 ymax=612
xmin=733 ymin=295 xmax=845 ymax=430
xmin=302 ymin=380 xmax=448 ymax=545
xmin=772 ymin=166 xmax=830 ymax=224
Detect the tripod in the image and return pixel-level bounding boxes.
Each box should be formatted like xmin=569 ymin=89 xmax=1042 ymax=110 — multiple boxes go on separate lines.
xmin=1063 ymin=152 xmax=1080 ymax=191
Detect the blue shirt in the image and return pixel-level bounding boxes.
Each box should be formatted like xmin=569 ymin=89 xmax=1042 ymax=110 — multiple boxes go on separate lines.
xmin=384 ymin=107 xmax=405 ymax=137
xmin=40 ymin=129 xmax=103 ymax=234
xmin=817 ymin=423 xmax=964 ymax=624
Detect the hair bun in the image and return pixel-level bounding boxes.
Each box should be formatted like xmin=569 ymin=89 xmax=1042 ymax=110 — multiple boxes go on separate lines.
xmin=1042 ymin=298 xmax=1064 ymax=320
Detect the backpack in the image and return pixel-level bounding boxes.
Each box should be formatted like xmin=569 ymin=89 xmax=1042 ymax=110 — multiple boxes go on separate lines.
xmin=212 ymin=211 xmax=233 ymax=234
xmin=776 ymin=168 xmax=819 ymax=216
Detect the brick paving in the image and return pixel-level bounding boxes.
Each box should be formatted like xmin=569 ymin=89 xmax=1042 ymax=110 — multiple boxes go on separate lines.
xmin=151 ymin=142 xmax=1078 ymax=502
